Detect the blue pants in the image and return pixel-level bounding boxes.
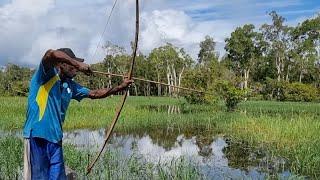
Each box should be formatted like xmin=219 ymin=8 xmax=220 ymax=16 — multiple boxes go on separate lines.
xmin=29 ymin=137 xmax=66 ymax=180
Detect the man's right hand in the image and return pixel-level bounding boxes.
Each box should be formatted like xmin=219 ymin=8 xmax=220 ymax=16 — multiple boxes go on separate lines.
xmin=77 ymin=62 xmax=92 ymax=76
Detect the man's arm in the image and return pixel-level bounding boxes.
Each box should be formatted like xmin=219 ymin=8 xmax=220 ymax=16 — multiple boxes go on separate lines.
xmin=42 ymin=49 xmax=92 ymax=75
xmin=88 ymin=79 xmax=134 ymax=99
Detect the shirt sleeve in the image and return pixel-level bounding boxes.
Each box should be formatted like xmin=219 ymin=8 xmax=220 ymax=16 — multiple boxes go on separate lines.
xmin=70 ymin=81 xmax=90 ymax=102
xmin=36 ymin=61 xmax=58 ymax=84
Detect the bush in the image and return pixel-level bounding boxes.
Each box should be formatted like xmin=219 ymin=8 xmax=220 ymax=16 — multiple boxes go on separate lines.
xmin=262 ymin=78 xmax=284 ymax=101
xmin=184 ymin=93 xmax=208 ymax=104
xmin=248 ymin=82 xmax=264 ymax=100
xmin=284 ymin=82 xmax=317 ymax=102
xmin=216 ymin=80 xmax=246 ymax=111
xmin=262 ymin=78 xmax=318 ymax=102
xmin=182 ymin=68 xmax=213 ymax=104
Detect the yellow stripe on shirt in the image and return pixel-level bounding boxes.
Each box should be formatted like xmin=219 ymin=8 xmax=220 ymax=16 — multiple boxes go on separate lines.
xmin=36 ymin=75 xmax=60 ymax=121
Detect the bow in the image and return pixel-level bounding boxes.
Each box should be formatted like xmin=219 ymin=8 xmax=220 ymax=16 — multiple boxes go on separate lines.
xmin=86 ymin=0 xmax=139 ymax=174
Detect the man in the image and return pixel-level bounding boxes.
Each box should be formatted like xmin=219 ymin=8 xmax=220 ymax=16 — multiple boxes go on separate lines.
xmin=23 ymin=48 xmax=133 ymax=179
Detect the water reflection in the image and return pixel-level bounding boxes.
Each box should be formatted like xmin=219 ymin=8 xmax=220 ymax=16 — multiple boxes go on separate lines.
xmin=63 ymin=129 xmax=292 ymax=179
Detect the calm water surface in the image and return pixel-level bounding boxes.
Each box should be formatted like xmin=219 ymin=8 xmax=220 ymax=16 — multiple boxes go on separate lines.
xmin=63 ymin=129 xmax=292 ymax=179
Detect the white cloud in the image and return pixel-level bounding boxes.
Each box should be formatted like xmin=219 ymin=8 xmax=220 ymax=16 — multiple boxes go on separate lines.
xmin=0 ymin=0 xmax=54 ymax=19
xmin=0 ymin=0 xmax=55 ymax=65
xmin=140 ymin=10 xmax=200 ymax=51
xmin=0 ymin=0 xmax=318 ymax=66
xmin=0 ymin=0 xmax=127 ymax=66
xmin=140 ymin=9 xmax=234 ymax=59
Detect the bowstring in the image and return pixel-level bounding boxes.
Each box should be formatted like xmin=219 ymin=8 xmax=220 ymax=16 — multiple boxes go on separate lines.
xmin=90 ymin=0 xmax=119 ymax=62
xmin=86 ymin=0 xmax=118 ymax=172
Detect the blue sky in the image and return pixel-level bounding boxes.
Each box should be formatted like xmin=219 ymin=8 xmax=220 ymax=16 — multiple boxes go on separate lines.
xmin=185 ymin=1 xmax=319 ymax=21
xmin=0 ymin=0 xmax=319 ymax=67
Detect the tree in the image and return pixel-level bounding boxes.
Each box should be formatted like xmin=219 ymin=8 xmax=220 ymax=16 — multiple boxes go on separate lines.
xmin=291 ymin=15 xmax=320 ymax=83
xmin=102 ymin=41 xmax=126 ymax=89
xmin=225 ymin=24 xmax=264 ymax=89
xmin=134 ymin=52 xmax=152 ymax=96
xmin=149 ymin=43 xmax=192 ymax=97
xmin=0 ymin=64 xmax=33 ymax=96
xmin=149 ymin=47 xmax=167 ymax=96
xmin=260 ymin=11 xmax=292 ymax=82
xmin=183 ymin=35 xmax=228 ymax=104
xmin=198 ymin=35 xmax=219 ymax=65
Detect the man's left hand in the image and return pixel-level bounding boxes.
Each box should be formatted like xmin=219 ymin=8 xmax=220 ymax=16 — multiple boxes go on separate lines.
xmin=120 ymin=78 xmax=134 ymax=89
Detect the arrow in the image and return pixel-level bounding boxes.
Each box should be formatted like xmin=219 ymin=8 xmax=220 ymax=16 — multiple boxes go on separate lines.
xmin=92 ymin=70 xmax=213 ymax=96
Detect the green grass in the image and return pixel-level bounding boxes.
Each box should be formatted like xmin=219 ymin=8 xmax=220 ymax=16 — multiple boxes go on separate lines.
xmin=0 ymin=136 xmax=202 ymax=180
xmin=0 ymin=137 xmax=23 ymax=179
xmin=0 ymin=96 xmax=319 ymax=178
xmin=0 ymin=97 xmax=26 ymax=130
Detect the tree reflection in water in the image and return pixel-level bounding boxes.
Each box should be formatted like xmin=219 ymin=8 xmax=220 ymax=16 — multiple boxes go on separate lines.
xmin=63 ymin=129 xmax=292 ymax=179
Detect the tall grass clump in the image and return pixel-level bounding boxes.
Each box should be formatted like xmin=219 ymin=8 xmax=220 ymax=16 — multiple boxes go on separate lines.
xmin=227 ymin=114 xmax=320 ymax=178
xmin=0 ymin=137 xmax=23 ymax=179
xmin=0 ymin=97 xmax=26 ymax=131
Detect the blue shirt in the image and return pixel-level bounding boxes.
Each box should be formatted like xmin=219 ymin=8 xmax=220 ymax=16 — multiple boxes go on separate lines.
xmin=23 ymin=62 xmax=90 ymax=143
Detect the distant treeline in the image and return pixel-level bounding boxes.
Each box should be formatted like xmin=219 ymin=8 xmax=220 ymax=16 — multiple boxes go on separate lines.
xmin=1 ymin=11 xmax=319 ymax=104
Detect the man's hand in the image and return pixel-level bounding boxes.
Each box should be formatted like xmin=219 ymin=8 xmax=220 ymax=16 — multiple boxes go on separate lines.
xmin=88 ymin=78 xmax=134 ymax=99
xmin=120 ymin=78 xmax=134 ymax=89
xmin=77 ymin=62 xmax=92 ymax=76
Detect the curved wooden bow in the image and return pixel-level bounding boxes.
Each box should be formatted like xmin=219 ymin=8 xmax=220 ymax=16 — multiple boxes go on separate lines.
xmin=86 ymin=0 xmax=139 ymax=175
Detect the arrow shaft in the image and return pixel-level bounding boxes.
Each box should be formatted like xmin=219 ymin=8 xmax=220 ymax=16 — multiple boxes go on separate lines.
xmin=92 ymin=70 xmax=210 ymax=95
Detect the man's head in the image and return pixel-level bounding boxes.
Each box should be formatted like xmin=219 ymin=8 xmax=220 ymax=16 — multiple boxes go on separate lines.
xmin=56 ymin=48 xmax=83 ymax=79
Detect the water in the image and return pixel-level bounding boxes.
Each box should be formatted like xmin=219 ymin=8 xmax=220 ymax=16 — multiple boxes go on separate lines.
xmin=63 ymin=129 xmax=292 ymax=179
xmin=0 ymin=129 xmax=293 ymax=179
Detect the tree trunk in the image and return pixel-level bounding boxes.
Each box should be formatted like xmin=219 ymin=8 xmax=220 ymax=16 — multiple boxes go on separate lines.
xmin=167 ymin=66 xmax=171 ymax=97
xmin=244 ymin=69 xmax=250 ymax=89
xmin=286 ymin=65 xmax=290 ymax=82
xmin=281 ymin=57 xmax=285 ymax=81
xmin=299 ymin=60 xmax=305 ymax=83
xmin=276 ymin=56 xmax=281 ymax=99
xmin=157 ymin=72 xmax=161 ymax=96
xmin=276 ymin=56 xmax=281 ymax=82
xmin=134 ymin=84 xmax=138 ymax=96
xmin=107 ymin=67 xmax=112 ymax=89
xmin=172 ymin=64 xmax=177 ymax=97
xmin=178 ymin=67 xmax=185 ymax=94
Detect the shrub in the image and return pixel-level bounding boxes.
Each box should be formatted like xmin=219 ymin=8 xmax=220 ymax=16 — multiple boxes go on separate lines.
xmin=262 ymin=78 xmax=285 ymax=101
xmin=184 ymin=93 xmax=208 ymax=104
xmin=284 ymin=82 xmax=317 ymax=102
xmin=262 ymin=78 xmax=318 ymax=102
xmin=216 ymin=80 xmax=246 ymax=111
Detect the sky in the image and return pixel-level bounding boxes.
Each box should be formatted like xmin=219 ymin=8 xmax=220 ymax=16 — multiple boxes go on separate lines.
xmin=0 ymin=0 xmax=319 ymax=67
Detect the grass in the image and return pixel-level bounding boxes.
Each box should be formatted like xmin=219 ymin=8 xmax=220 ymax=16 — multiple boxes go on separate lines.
xmin=228 ymin=115 xmax=320 ymax=177
xmin=0 ymin=96 xmax=319 ymax=178
xmin=0 ymin=137 xmax=23 ymax=179
xmin=0 ymin=136 xmax=202 ymax=180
